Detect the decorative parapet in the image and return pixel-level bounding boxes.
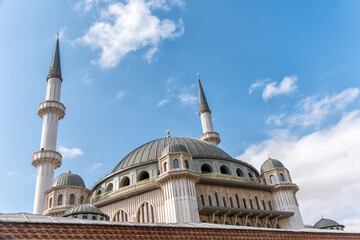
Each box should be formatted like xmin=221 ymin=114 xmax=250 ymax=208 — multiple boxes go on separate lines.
xmin=38 ymin=100 xmax=66 ymax=119
xmin=200 ymin=132 xmax=220 ymax=145
xmin=32 ymin=150 xmax=62 ymax=169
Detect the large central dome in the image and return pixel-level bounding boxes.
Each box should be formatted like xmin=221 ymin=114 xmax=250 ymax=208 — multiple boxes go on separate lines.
xmin=112 ymin=137 xmax=232 ymax=172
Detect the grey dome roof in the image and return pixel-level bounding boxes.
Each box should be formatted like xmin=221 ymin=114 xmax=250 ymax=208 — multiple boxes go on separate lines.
xmin=161 ymin=141 xmax=189 ymax=156
xmin=52 ymin=171 xmax=85 ymax=188
xmin=112 ymin=137 xmax=232 ymax=172
xmin=260 ymin=158 xmax=285 ymax=173
xmin=314 ymin=218 xmax=344 ymax=229
xmin=63 ymin=204 xmax=107 ymax=217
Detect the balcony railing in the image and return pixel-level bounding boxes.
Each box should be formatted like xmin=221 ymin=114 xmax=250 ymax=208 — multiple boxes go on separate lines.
xmin=200 ymin=172 xmax=260 ymax=184
xmin=90 ymin=176 xmax=156 ymax=203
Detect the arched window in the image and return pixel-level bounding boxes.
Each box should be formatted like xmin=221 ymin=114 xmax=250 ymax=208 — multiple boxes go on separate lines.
xmin=80 ymin=196 xmax=84 ymax=204
xmin=106 ymin=183 xmax=113 ymax=192
xmin=262 ymin=200 xmax=266 ymax=210
xmin=200 ymin=195 xmax=205 ymax=206
xmin=138 ymin=171 xmax=150 ymax=182
xmin=276 ymin=224 xmax=281 ymax=229
xmin=250 ymin=199 xmax=254 ymax=209
xmin=208 ymin=196 xmax=212 ymax=206
xmin=184 ymin=160 xmax=189 ymax=169
xmin=121 ymin=176 xmax=130 ymax=187
xmin=82 ymin=215 xmax=88 ymax=219
xmin=222 ymin=197 xmax=227 ymax=207
xmin=214 ymin=193 xmax=219 ymax=207
xmin=235 ymin=194 xmax=240 ymax=208
xmin=229 ymin=197 xmax=234 ymax=208
xmin=243 ymin=198 xmax=247 ymax=209
xmin=173 ymin=159 xmax=179 ymax=169
xmin=268 ymin=201 xmax=272 ymax=211
xmin=255 ymin=196 xmax=260 ymax=209
xmin=279 ymin=173 xmax=285 ymax=182
xmin=163 ymin=162 xmax=167 ymax=171
xmin=97 ymin=190 xmax=102 ymax=195
xmin=220 ymin=165 xmax=230 ymax=175
xmin=225 ymin=221 xmax=231 ymax=225
xmin=113 ymin=209 xmax=128 ymax=222
xmin=137 ymin=202 xmax=155 ymax=223
xmin=48 ymin=197 xmax=52 ymax=208
xmin=201 ymin=164 xmax=212 ymax=173
xmin=248 ymin=172 xmax=253 ymax=178
xmin=270 ymin=175 xmax=275 ymax=184
xmin=57 ymin=194 xmax=63 ymax=206
xmin=236 ymin=168 xmax=244 ymax=177
xmin=92 ymin=216 xmax=96 ymax=220
xmin=70 ymin=194 xmax=75 ymax=205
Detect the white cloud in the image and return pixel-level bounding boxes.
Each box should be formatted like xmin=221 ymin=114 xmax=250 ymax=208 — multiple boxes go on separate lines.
xmin=248 ymin=79 xmax=268 ymax=94
xmin=74 ymin=0 xmax=101 ymax=12
xmin=81 ymin=73 xmax=93 ymax=84
xmin=91 ymin=163 xmax=103 ymax=170
xmin=78 ymin=0 xmax=184 ymax=68
xmin=266 ymin=114 xmax=285 ymax=126
xmin=262 ymin=75 xmax=298 ymax=100
xmin=7 ymin=171 xmax=17 ymax=177
xmin=116 ymin=90 xmax=126 ymax=100
xmin=178 ymin=92 xmax=197 ymax=106
xmin=287 ymin=88 xmax=359 ymax=127
xmin=157 ymin=99 xmax=169 ymax=106
xmin=237 ymin=110 xmax=360 ymax=231
xmin=58 ymin=146 xmax=83 ymax=159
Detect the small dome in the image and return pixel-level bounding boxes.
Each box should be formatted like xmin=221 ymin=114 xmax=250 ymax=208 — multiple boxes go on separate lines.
xmin=63 ymin=204 xmax=107 ymax=217
xmin=52 ymin=171 xmax=85 ymax=188
xmin=314 ymin=218 xmax=344 ymax=229
xmin=260 ymin=158 xmax=285 ymax=173
xmin=161 ymin=141 xmax=189 ymax=156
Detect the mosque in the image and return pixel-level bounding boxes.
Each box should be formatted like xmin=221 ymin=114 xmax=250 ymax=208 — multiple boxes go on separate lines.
xmin=30 ymin=36 xmax=343 ymax=231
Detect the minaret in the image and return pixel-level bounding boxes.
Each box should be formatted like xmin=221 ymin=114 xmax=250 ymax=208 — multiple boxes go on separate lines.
xmin=198 ymin=74 xmax=220 ymax=145
xmin=32 ymin=35 xmax=65 ymax=214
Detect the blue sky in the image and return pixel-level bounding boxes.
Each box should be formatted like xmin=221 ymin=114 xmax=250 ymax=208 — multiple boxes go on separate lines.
xmin=1 ymin=0 xmax=360 ymax=231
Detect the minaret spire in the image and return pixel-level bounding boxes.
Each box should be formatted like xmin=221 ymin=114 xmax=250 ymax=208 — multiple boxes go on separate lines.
xmin=197 ymin=74 xmax=220 ymax=146
xmin=32 ymin=36 xmax=66 ymax=214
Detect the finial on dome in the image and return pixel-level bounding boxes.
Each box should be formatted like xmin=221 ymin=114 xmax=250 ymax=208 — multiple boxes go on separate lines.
xmin=166 ymin=128 xmax=170 ymax=138
xmin=268 ymin=154 xmax=271 ymax=160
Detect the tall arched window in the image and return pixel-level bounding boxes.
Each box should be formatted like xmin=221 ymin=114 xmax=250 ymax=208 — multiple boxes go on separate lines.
xmin=270 ymin=175 xmax=275 ymax=184
xmin=236 ymin=168 xmax=244 ymax=177
xmin=220 ymin=165 xmax=230 ymax=175
xmin=214 ymin=193 xmax=219 ymax=207
xmin=57 ymin=194 xmax=63 ymax=206
xmin=106 ymin=183 xmax=113 ymax=192
xmin=113 ymin=209 xmax=128 ymax=222
xmin=97 ymin=190 xmax=102 ymax=195
xmin=49 ymin=197 xmax=52 ymax=208
xmin=137 ymin=202 xmax=155 ymax=223
xmin=200 ymin=195 xmax=205 ymax=206
xmin=184 ymin=160 xmax=189 ymax=169
xmin=80 ymin=196 xmax=84 ymax=204
xmin=229 ymin=197 xmax=234 ymax=208
xmin=248 ymin=172 xmax=253 ymax=178
xmin=279 ymin=173 xmax=285 ymax=182
xmin=201 ymin=164 xmax=212 ymax=173
xmin=121 ymin=176 xmax=130 ymax=187
xmin=70 ymin=194 xmax=75 ymax=205
xmin=173 ymin=159 xmax=179 ymax=169
xmin=138 ymin=171 xmax=150 ymax=182
xmin=163 ymin=162 xmax=167 ymax=171
xmin=208 ymin=196 xmax=212 ymax=206
xmin=249 ymin=199 xmax=254 ymax=209
xmin=268 ymin=201 xmax=272 ymax=211
xmin=255 ymin=196 xmax=260 ymax=209
xmin=262 ymin=200 xmax=266 ymax=210
xmin=243 ymin=198 xmax=247 ymax=209
xmin=235 ymin=194 xmax=240 ymax=208
xmin=222 ymin=197 xmax=227 ymax=207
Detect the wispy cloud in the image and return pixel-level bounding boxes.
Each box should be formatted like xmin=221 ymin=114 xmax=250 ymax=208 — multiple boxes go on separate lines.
xmin=157 ymin=98 xmax=169 ymax=106
xmin=91 ymin=163 xmax=103 ymax=170
xmin=58 ymin=146 xmax=83 ymax=159
xmin=73 ymin=0 xmax=101 ymax=13
xmin=7 ymin=171 xmax=18 ymax=177
xmin=237 ymin=110 xmax=360 ymax=231
xmin=81 ymin=73 xmax=93 ymax=84
xmin=249 ymin=75 xmax=298 ymax=100
xmin=77 ymin=0 xmax=184 ymax=68
xmin=177 ymin=91 xmax=197 ymax=106
xmin=266 ymin=114 xmax=285 ymax=126
xmin=116 ymin=90 xmax=126 ymax=100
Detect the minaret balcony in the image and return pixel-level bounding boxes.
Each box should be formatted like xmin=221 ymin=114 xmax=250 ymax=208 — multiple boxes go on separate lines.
xmin=32 ymin=150 xmax=62 ymax=168
xmin=38 ymin=100 xmax=65 ymax=119
xmin=200 ymin=132 xmax=220 ymax=145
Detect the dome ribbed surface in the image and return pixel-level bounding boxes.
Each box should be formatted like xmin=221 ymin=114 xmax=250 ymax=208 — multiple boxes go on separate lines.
xmin=161 ymin=142 xmax=189 ymax=156
xmin=63 ymin=204 xmax=104 ymax=217
xmin=52 ymin=172 xmax=85 ymax=188
xmin=112 ymin=137 xmax=232 ymax=172
xmin=260 ymin=158 xmax=285 ymax=173
xmin=314 ymin=218 xmax=344 ymax=229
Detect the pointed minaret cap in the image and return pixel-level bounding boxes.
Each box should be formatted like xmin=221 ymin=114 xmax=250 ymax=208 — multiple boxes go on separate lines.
xmin=198 ymin=73 xmax=211 ymax=115
xmin=47 ymin=33 xmax=62 ymax=81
